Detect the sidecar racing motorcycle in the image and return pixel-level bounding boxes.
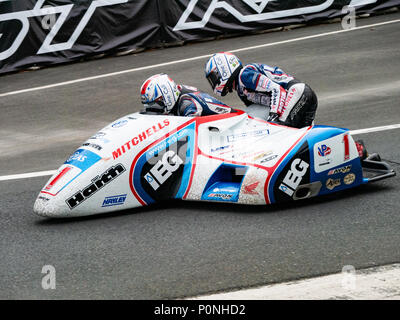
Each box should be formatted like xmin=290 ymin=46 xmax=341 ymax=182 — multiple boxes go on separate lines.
xmin=34 ymin=107 xmax=395 ymax=218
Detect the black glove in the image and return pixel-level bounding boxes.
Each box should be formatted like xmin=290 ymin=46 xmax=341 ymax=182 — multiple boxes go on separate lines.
xmin=267 ymin=112 xmax=280 ymax=123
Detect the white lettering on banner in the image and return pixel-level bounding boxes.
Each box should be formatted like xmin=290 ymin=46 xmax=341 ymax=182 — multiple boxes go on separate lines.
xmin=0 ymin=0 xmax=128 ymax=61
xmin=174 ymin=0 xmax=337 ymax=31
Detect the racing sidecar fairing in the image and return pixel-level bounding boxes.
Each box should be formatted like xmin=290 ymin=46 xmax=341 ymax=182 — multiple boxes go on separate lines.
xmin=34 ymin=110 xmax=395 ymax=218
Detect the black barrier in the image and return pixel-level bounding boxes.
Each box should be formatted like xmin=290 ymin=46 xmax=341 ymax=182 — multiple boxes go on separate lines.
xmin=0 ymin=0 xmax=399 ymax=74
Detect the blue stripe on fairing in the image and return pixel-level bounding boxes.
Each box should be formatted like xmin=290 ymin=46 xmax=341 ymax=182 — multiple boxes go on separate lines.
xmin=175 ymin=123 xmax=196 ymax=199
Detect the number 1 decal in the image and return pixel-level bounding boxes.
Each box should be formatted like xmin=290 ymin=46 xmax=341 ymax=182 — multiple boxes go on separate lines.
xmin=343 ymin=133 xmax=350 ymax=161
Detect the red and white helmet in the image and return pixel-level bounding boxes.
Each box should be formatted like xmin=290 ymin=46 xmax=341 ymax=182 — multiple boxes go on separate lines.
xmin=205 ymin=52 xmax=242 ymax=96
xmin=140 ymin=74 xmax=181 ymax=113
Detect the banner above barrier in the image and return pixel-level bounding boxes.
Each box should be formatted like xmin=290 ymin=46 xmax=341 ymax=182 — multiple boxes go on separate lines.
xmin=0 ymin=0 xmax=399 ymax=74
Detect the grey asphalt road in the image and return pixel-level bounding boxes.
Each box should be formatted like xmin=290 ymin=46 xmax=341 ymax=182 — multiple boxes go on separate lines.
xmin=1 ymin=12 xmax=400 ymax=299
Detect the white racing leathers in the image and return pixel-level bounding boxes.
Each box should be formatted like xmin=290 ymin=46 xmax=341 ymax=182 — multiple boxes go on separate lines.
xmin=236 ymin=63 xmax=317 ymax=128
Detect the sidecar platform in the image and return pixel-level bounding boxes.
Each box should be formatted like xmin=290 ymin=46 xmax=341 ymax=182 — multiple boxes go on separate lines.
xmin=362 ymin=153 xmax=396 ymax=182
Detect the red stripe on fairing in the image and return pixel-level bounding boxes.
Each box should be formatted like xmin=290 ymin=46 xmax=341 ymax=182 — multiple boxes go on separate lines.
xmin=40 ymin=166 xmax=73 ymax=196
xmin=263 ymin=126 xmax=312 ymax=204
xmin=140 ymin=79 xmax=152 ymax=95
xmin=45 ymin=166 xmax=72 ymax=190
xmin=40 ymin=191 xmax=57 ymax=196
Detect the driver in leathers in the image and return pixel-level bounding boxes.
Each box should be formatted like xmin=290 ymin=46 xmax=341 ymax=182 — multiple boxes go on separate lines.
xmin=205 ymin=52 xmax=318 ymax=128
xmin=204 ymin=52 xmax=368 ymax=158
xmin=140 ymin=74 xmax=234 ymax=116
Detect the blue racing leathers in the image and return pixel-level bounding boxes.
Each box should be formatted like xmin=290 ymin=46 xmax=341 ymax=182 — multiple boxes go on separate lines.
xmin=173 ymin=85 xmax=232 ymax=116
xmin=236 ymin=63 xmax=317 ymax=128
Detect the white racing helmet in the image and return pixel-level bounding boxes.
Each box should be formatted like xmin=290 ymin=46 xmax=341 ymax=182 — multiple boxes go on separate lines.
xmin=140 ymin=74 xmax=181 ymax=113
xmin=205 ymin=52 xmax=242 ymax=96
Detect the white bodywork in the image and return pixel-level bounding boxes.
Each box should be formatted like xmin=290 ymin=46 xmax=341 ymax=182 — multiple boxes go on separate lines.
xmin=34 ymin=111 xmax=360 ymax=218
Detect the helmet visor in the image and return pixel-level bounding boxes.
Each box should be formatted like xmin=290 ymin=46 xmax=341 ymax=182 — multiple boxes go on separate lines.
xmin=144 ymin=99 xmax=167 ymax=113
xmin=206 ymin=68 xmax=220 ymax=90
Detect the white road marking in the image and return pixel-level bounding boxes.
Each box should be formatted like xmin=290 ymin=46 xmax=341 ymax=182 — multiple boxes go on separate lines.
xmin=0 ymin=123 xmax=399 ymax=182
xmin=0 ymin=18 xmax=399 ymax=98
xmin=350 ymin=124 xmax=400 ymax=135
xmin=188 ymin=263 xmax=400 ymax=300
xmin=0 ymin=170 xmax=56 ymax=182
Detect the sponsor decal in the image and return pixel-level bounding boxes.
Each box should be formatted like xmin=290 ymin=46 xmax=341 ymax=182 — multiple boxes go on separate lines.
xmin=279 ymin=158 xmax=309 ymax=197
xmin=213 ymin=106 xmax=230 ymax=114
xmin=326 ymin=178 xmax=341 ymax=190
xmin=82 ymin=142 xmax=102 ymax=151
xmin=208 ymin=193 xmax=233 ymax=200
xmin=64 ymin=149 xmax=102 ymax=171
xmin=227 ymin=129 xmax=269 ymax=142
xmin=271 ymin=90 xmax=278 ymax=108
xmin=252 ymin=151 xmax=272 ymax=161
xmin=343 ymin=173 xmax=356 ymax=185
xmin=102 ymin=194 xmax=127 ymax=207
xmin=318 ymin=144 xmax=331 ymax=157
xmin=211 ymin=145 xmax=232 ymax=153
xmin=0 ymin=0 xmax=129 ymax=61
xmin=208 ymin=186 xmax=238 ymax=200
xmin=272 ymin=141 xmax=311 ymax=203
xmin=89 ymin=132 xmax=110 ymax=144
xmin=111 ymin=119 xmax=128 ymax=128
xmin=259 ymin=77 xmax=269 ymax=90
xmin=260 ymin=154 xmax=279 ymax=163
xmin=215 ymin=55 xmax=230 ymax=80
xmin=314 ymin=133 xmax=357 ymax=173
xmin=131 ymin=123 xmax=195 ymax=204
xmin=285 ymin=87 xmax=297 ymax=107
xmin=279 ymin=184 xmax=291 ymax=194
xmin=319 ymin=161 xmax=331 ymax=166
xmin=112 ymin=119 xmax=170 ymax=159
xmin=233 ymin=150 xmax=264 ymax=160
xmin=289 ymin=94 xmax=307 ymax=121
xmin=66 ymin=152 xmax=86 ymax=163
xmin=66 ymin=164 xmax=126 ymax=209
xmin=328 ymin=165 xmax=352 ymax=175
xmin=243 ymin=181 xmax=260 ymax=195
xmin=144 ymin=151 xmax=183 ymax=191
